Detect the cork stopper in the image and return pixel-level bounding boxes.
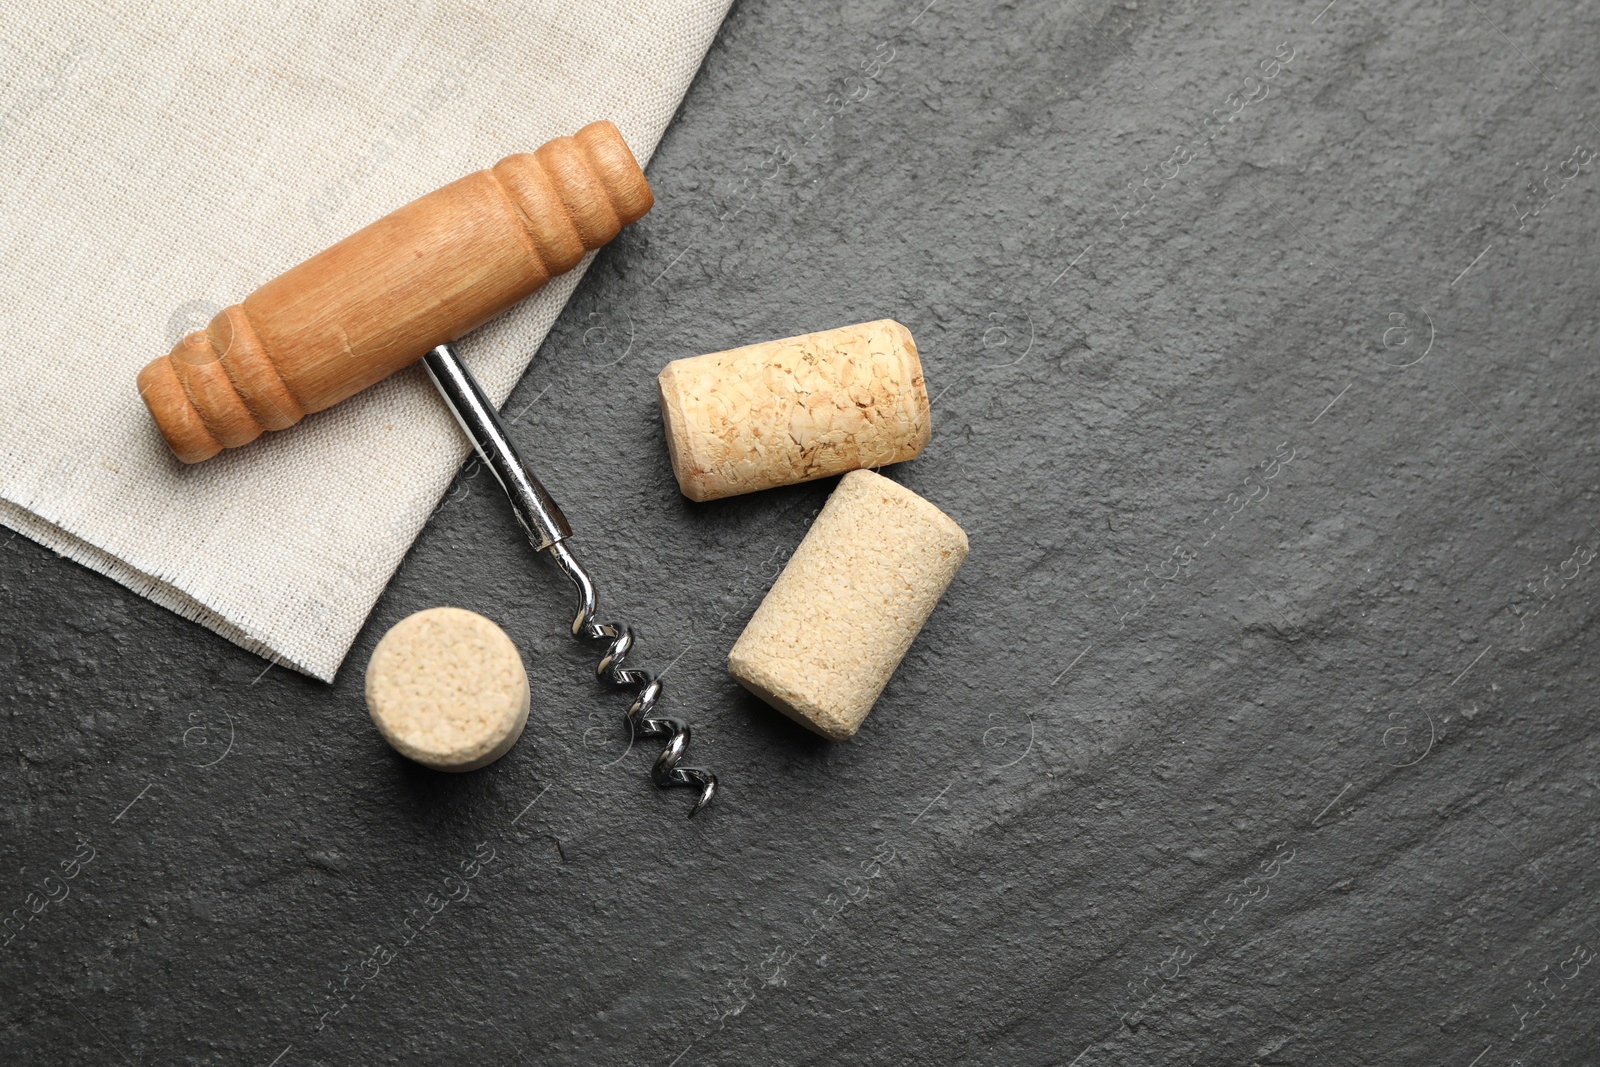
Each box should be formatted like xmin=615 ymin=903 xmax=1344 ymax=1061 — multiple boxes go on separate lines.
xmin=657 ymin=319 xmax=931 ymax=502
xmin=364 ymin=607 xmax=530 ymax=772
xmin=728 ymin=470 xmax=968 ymax=740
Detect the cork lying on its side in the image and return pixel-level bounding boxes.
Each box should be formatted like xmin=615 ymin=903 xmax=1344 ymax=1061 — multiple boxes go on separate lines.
xmin=728 ymin=469 xmax=968 ymax=740
xmin=365 ymin=607 xmax=530 ymax=772
xmin=657 ymin=319 xmax=931 ymax=502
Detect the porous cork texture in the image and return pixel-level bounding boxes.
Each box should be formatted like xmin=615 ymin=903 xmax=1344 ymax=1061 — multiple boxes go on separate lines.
xmin=728 ymin=469 xmax=968 ymax=740
xmin=364 ymin=607 xmax=530 ymax=772
xmin=657 ymin=319 xmax=931 ymax=502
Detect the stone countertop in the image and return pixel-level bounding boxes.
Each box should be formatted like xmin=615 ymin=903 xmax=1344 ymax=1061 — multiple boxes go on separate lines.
xmin=4 ymin=0 xmax=1599 ymax=1062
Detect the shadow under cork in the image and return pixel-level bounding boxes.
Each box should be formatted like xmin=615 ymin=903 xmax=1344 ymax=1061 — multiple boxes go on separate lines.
xmin=377 ymin=744 xmax=515 ymax=825
xmin=731 ymin=686 xmax=837 ymax=757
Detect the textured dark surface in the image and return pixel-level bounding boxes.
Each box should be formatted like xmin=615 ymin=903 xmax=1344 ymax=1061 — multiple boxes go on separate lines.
xmin=5 ymin=0 xmax=1600 ymax=1063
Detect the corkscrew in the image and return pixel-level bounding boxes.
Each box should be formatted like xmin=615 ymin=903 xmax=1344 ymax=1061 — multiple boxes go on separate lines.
xmin=423 ymin=343 xmax=717 ymax=817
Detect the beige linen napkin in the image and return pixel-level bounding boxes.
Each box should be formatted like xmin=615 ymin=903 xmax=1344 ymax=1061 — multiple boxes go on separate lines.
xmin=0 ymin=0 xmax=731 ymax=680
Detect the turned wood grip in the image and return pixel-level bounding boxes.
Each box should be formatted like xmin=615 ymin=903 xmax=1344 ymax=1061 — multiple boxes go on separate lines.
xmin=137 ymin=120 xmax=653 ymax=463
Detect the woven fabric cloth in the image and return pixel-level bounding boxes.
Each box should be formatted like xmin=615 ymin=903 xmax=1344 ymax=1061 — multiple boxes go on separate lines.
xmin=0 ymin=0 xmax=730 ymax=681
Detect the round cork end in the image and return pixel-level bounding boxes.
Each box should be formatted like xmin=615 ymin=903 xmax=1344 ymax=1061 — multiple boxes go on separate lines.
xmin=364 ymin=607 xmax=530 ymax=772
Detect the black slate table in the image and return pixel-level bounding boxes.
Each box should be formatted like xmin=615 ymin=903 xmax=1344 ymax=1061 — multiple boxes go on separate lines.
xmin=5 ymin=0 xmax=1599 ymax=1063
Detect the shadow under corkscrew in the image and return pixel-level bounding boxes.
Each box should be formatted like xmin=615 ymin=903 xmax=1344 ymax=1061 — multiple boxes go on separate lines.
xmin=423 ymin=343 xmax=717 ymax=817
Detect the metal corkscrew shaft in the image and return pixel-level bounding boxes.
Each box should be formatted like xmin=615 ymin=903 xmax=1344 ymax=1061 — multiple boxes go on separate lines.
xmin=422 ymin=343 xmax=717 ymax=817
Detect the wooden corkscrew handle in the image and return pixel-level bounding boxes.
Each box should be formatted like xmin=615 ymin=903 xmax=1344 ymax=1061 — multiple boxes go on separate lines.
xmin=137 ymin=120 xmax=653 ymax=463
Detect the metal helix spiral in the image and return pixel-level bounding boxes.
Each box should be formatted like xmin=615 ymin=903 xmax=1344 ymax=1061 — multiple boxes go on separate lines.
xmin=421 ymin=343 xmax=717 ymax=818
xmin=549 ymin=542 xmax=717 ymax=817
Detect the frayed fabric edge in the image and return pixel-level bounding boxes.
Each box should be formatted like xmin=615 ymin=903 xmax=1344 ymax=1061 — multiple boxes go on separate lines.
xmin=0 ymin=497 xmax=327 ymax=682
